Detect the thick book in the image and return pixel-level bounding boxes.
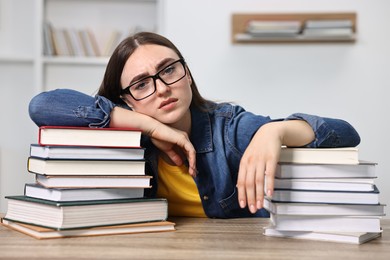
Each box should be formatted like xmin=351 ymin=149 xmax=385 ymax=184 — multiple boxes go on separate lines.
xmin=269 ymin=214 xmax=382 ymax=233
xmin=263 ymin=199 xmax=386 ymax=216
xmin=30 ymin=144 xmax=145 ymax=160
xmin=24 ymin=183 xmax=144 ymax=202
xmin=35 ymin=174 xmax=152 ymax=188
xmin=4 ymin=196 xmax=168 ymax=230
xmin=273 ymin=178 xmax=375 ymax=192
xmin=263 ymin=227 xmax=382 ymax=244
xmin=279 ymin=147 xmax=359 ymax=164
xmin=275 ymin=161 xmax=376 ymax=179
xmin=38 ymin=126 xmax=142 ymax=148
xmin=1 ymin=219 xmax=175 ymax=240
xmin=28 ymin=157 xmax=145 ymax=176
xmin=271 ymin=185 xmax=380 ymax=204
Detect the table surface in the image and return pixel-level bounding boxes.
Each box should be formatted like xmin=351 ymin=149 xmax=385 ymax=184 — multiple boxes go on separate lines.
xmin=1 ymin=217 xmax=389 ymax=260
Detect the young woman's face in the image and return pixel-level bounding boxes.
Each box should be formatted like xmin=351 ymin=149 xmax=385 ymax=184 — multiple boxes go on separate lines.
xmin=120 ymin=44 xmax=192 ymax=126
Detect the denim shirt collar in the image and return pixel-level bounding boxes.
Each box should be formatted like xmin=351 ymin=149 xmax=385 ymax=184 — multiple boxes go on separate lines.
xmin=190 ymin=105 xmax=213 ymax=153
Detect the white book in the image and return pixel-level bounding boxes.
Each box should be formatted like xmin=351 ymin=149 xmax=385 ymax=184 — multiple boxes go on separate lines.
xmin=275 ymin=161 xmax=376 ymax=179
xmin=305 ymin=19 xmax=353 ymax=29
xmin=263 ymin=199 xmax=386 ymax=216
xmin=24 ymin=183 xmax=144 ymax=202
xmin=269 ymin=214 xmax=382 ymax=233
xmin=263 ymin=227 xmax=382 ymax=244
xmin=279 ymin=147 xmax=359 ymax=165
xmin=30 ymin=144 xmax=145 ymax=160
xmin=273 ymin=178 xmax=375 ymax=192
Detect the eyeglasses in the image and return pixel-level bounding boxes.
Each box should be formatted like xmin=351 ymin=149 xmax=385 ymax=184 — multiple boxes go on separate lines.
xmin=121 ymin=59 xmax=187 ymax=101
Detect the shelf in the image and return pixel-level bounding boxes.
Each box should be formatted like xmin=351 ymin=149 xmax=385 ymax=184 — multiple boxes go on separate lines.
xmin=43 ymin=56 xmax=109 ymax=66
xmin=232 ymin=12 xmax=357 ymax=44
xmin=0 ymin=55 xmax=34 ymax=64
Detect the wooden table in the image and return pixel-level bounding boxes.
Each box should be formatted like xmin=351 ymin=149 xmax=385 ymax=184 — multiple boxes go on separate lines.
xmin=1 ymin=217 xmax=389 ymax=259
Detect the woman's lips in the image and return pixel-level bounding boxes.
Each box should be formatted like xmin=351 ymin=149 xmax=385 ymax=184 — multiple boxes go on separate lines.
xmin=159 ymin=98 xmax=178 ymax=109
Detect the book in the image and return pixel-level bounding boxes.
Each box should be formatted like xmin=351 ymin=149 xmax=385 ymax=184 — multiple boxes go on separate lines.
xmin=269 ymin=214 xmax=381 ymax=233
xmin=24 ymin=183 xmax=144 ymax=202
xmin=4 ymin=196 xmax=168 ymax=230
xmin=271 ymin=186 xmax=380 ymax=204
xmin=35 ymin=174 xmax=152 ymax=188
xmin=1 ymin=219 xmax=175 ymax=240
xmin=279 ymin=147 xmax=359 ymax=164
xmin=263 ymin=198 xmax=386 ymax=216
xmin=246 ymin=20 xmax=301 ymax=34
xmin=304 ymin=19 xmax=353 ymax=29
xmin=275 ymin=161 xmax=376 ymax=179
xmin=38 ymin=126 xmax=142 ymax=148
xmin=273 ymin=178 xmax=375 ymax=192
xmin=302 ymin=28 xmax=354 ymax=40
xmin=30 ymin=144 xmax=145 ymax=160
xmin=263 ymin=227 xmax=382 ymax=244
xmin=28 ymin=157 xmax=146 ymax=176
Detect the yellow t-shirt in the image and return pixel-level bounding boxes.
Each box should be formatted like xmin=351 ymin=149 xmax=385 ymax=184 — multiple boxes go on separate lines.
xmin=156 ymin=157 xmax=206 ymax=218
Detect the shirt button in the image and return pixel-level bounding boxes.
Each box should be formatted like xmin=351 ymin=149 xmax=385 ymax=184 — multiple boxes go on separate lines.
xmin=203 ymin=195 xmax=209 ymax=201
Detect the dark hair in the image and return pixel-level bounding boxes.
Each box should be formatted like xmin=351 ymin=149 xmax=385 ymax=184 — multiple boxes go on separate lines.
xmin=98 ymin=32 xmax=209 ymax=109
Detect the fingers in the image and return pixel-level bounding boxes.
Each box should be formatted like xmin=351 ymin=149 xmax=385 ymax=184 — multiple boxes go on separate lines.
xmin=237 ymin=160 xmax=276 ymax=214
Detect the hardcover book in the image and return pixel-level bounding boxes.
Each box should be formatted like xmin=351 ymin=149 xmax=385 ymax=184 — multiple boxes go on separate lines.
xmin=30 ymin=144 xmax=145 ymax=160
xmin=279 ymin=147 xmax=359 ymax=164
xmin=263 ymin=227 xmax=382 ymax=244
xmin=4 ymin=196 xmax=168 ymax=230
xmin=271 ymin=186 xmax=380 ymax=205
xmin=1 ymin=219 xmax=175 ymax=240
xmin=275 ymin=161 xmax=376 ymax=179
xmin=35 ymin=174 xmax=152 ymax=188
xmin=38 ymin=126 xmax=142 ymax=148
xmin=263 ymin=198 xmax=386 ymax=216
xmin=269 ymin=214 xmax=381 ymax=233
xmin=24 ymin=183 xmax=144 ymax=202
xmin=27 ymin=157 xmax=146 ymax=176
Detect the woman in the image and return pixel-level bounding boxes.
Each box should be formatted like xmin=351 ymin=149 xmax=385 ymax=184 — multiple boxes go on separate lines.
xmin=29 ymin=32 xmax=360 ymax=218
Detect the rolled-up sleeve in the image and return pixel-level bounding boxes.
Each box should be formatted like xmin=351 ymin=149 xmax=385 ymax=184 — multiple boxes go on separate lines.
xmin=29 ymin=89 xmax=116 ymax=128
xmin=286 ymin=113 xmax=361 ymax=148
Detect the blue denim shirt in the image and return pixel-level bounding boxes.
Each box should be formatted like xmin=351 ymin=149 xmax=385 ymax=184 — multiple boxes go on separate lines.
xmin=29 ymin=89 xmax=361 ymax=218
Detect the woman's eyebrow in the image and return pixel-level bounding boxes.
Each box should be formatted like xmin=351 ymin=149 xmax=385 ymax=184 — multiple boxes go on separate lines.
xmin=128 ymin=57 xmax=177 ymax=85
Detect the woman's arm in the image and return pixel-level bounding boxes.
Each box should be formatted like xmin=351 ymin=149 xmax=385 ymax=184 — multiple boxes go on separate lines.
xmin=236 ymin=120 xmax=316 ymax=214
xmin=110 ymin=107 xmax=196 ymax=175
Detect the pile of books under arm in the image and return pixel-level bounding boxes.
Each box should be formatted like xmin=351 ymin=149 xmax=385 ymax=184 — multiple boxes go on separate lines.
xmin=263 ymin=147 xmax=386 ymax=244
xmin=1 ymin=126 xmax=175 ymax=239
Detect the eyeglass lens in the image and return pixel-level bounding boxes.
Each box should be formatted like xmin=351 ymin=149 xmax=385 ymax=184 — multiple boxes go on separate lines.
xmin=129 ymin=60 xmax=185 ymax=100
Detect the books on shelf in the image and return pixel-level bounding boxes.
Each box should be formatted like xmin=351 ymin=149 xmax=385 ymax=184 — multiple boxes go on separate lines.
xmin=271 ymin=186 xmax=380 ymax=205
xmin=304 ymin=19 xmax=353 ymax=29
xmin=30 ymin=144 xmax=145 ymax=160
xmin=24 ymin=183 xmax=144 ymax=202
xmin=269 ymin=214 xmax=381 ymax=233
xmin=279 ymin=147 xmax=359 ymax=164
xmin=27 ymin=157 xmax=146 ymax=176
xmin=35 ymin=174 xmax=152 ymax=188
xmin=275 ymin=161 xmax=376 ymax=178
xmin=38 ymin=126 xmax=142 ymax=147
xmin=263 ymin=199 xmax=386 ymax=216
xmin=4 ymin=196 xmax=168 ymax=230
xmin=263 ymin=227 xmax=382 ymax=245
xmin=246 ymin=20 xmax=301 ymax=36
xmin=1 ymin=218 xmax=175 ymax=240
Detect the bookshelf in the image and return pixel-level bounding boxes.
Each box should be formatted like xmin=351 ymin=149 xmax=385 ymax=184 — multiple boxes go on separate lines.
xmin=0 ymin=0 xmax=164 ymax=95
xmin=232 ymin=12 xmax=357 ymax=44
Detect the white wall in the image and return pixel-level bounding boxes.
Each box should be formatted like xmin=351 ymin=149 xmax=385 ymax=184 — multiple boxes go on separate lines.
xmin=0 ymin=0 xmax=389 ymax=217
xmin=162 ymin=0 xmax=390 ymax=216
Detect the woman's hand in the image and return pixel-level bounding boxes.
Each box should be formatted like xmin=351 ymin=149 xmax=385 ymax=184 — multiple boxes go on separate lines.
xmin=237 ymin=120 xmax=315 ymax=214
xmin=110 ymin=107 xmax=196 ymax=176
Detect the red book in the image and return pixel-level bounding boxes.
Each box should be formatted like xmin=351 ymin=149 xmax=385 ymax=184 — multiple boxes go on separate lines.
xmin=38 ymin=126 xmax=142 ymax=148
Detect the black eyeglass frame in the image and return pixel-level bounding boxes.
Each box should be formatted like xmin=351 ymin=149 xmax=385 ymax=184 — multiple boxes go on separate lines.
xmin=120 ymin=59 xmax=187 ymax=101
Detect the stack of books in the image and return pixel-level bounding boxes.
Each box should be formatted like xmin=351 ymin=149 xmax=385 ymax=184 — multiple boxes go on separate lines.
xmin=234 ymin=20 xmax=302 ymax=41
xmin=301 ymin=19 xmax=355 ymax=40
xmin=1 ymin=126 xmax=175 ymax=239
xmin=263 ymin=147 xmax=385 ymax=244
